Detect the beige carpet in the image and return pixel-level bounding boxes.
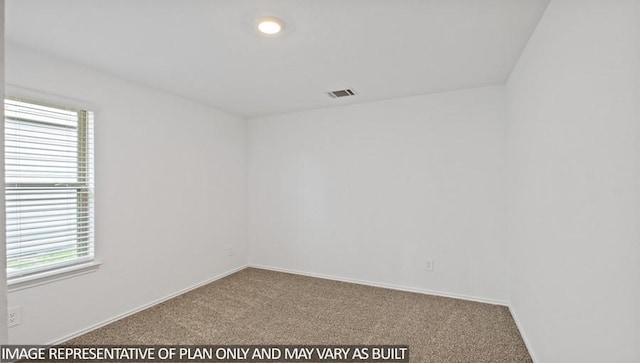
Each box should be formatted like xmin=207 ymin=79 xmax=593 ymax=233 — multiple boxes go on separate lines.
xmin=67 ymin=268 xmax=532 ymax=362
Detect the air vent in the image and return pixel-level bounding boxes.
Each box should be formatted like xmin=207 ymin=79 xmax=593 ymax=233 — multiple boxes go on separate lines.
xmin=328 ymin=89 xmax=356 ymax=98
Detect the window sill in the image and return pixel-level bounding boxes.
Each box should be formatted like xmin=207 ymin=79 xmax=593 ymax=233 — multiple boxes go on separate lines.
xmin=8 ymin=261 xmax=102 ymax=292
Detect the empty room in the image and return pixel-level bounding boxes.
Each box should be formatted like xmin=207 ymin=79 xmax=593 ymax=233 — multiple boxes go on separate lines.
xmin=0 ymin=0 xmax=639 ymax=362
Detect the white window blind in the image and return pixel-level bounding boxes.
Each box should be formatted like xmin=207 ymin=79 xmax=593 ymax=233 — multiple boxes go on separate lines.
xmin=4 ymin=97 xmax=95 ymax=280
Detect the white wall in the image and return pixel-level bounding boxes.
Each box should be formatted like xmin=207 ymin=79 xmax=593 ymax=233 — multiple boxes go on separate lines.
xmin=1 ymin=0 xmax=8 ymax=344
xmin=5 ymin=44 xmax=248 ymax=344
xmin=248 ymin=86 xmax=509 ymax=303
xmin=506 ymin=0 xmax=640 ymax=362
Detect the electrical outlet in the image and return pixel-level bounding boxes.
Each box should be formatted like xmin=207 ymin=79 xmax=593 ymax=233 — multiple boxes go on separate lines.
xmin=425 ymin=259 xmax=435 ymax=272
xmin=227 ymin=245 xmax=234 ymax=257
xmin=8 ymin=306 xmax=22 ymax=327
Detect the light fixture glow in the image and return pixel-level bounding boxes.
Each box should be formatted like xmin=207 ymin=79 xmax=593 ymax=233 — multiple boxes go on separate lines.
xmin=258 ymin=17 xmax=284 ymax=35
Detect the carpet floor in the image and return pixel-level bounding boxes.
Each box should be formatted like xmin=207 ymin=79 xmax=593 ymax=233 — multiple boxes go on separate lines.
xmin=67 ymin=268 xmax=532 ymax=362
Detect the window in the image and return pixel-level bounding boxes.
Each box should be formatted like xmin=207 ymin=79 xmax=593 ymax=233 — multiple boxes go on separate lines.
xmin=4 ymin=96 xmax=95 ymax=281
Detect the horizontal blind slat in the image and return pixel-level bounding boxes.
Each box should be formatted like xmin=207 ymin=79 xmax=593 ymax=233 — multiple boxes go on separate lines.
xmin=8 ymin=253 xmax=94 ymax=273
xmin=6 ymin=219 xmax=93 ymax=232
xmin=7 ymin=239 xmax=93 ymax=257
xmin=7 ymin=225 xmax=92 ymax=239
xmin=7 ymin=234 xmax=93 ymax=251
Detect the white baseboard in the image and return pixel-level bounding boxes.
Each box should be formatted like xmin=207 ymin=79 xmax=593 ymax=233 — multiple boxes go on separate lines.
xmin=249 ymin=263 xmax=509 ymax=307
xmin=48 ymin=264 xmax=248 ymax=345
xmin=509 ymin=305 xmax=538 ymax=363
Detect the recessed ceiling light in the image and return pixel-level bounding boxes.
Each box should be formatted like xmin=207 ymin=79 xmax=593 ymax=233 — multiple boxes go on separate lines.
xmin=258 ymin=17 xmax=284 ymax=35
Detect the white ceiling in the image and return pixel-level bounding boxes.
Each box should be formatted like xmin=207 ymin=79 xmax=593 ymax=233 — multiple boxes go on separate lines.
xmin=5 ymin=0 xmax=549 ymax=118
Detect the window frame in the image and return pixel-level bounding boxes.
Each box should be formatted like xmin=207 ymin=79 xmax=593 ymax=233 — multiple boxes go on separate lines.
xmin=4 ymin=94 xmax=99 ymax=289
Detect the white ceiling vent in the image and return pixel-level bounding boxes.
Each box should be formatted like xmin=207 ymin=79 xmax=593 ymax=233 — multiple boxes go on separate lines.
xmin=328 ymin=89 xmax=356 ymax=98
